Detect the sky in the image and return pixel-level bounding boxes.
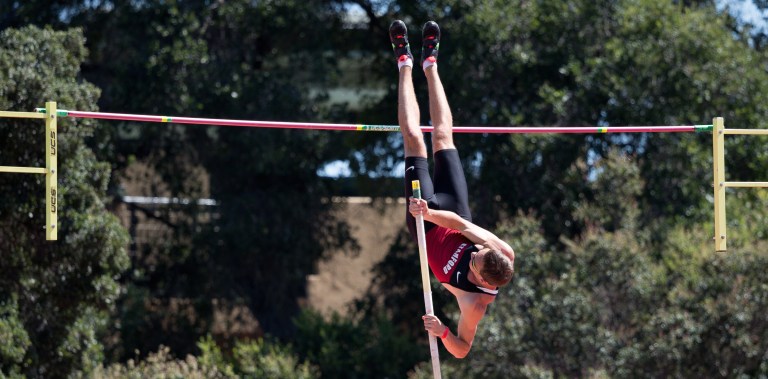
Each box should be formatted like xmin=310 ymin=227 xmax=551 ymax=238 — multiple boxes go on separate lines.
xmin=718 ymin=0 xmax=768 ymax=30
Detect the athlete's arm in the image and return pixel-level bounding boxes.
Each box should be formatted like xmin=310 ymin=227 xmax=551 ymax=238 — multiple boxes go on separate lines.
xmin=422 ymin=299 xmax=487 ymax=358
xmin=409 ymin=198 xmax=515 ymax=261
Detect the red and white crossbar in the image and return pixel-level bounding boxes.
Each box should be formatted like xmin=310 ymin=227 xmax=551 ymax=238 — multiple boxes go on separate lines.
xmin=37 ymin=109 xmax=713 ymax=134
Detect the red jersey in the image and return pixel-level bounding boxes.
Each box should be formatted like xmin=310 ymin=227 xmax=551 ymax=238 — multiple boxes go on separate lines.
xmin=425 ymin=225 xmax=470 ymax=282
xmin=425 ymin=225 xmax=498 ymax=296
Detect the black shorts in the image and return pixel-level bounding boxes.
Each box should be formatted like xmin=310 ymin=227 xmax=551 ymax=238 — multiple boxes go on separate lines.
xmin=404 ymin=149 xmax=471 ymax=240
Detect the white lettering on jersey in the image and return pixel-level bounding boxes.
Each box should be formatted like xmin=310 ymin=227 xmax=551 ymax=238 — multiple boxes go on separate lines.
xmin=442 ymin=243 xmax=467 ymax=274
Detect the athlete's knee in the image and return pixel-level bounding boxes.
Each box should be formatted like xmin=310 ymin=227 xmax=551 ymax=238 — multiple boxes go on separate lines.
xmin=402 ymin=125 xmax=423 ymax=140
xmin=431 ymin=128 xmax=454 ymax=150
xmin=402 ymin=128 xmax=425 ymax=147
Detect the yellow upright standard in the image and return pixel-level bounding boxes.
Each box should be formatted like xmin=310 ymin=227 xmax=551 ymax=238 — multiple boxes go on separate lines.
xmin=45 ymin=101 xmax=58 ymax=240
xmin=0 ymin=102 xmax=57 ymax=240
xmin=712 ymin=116 xmax=768 ymax=252
xmin=712 ymin=117 xmax=726 ymax=252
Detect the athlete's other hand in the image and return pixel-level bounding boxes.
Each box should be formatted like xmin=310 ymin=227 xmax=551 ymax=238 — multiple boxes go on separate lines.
xmin=422 ymin=314 xmax=447 ymax=337
xmin=409 ymin=197 xmax=429 ymax=217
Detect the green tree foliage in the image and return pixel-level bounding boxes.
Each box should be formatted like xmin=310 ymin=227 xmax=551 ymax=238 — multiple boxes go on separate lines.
xmin=0 ymin=297 xmax=30 ymax=378
xmin=0 ymin=26 xmax=129 ymax=377
xmin=18 ymin=1 xmax=363 ymax=360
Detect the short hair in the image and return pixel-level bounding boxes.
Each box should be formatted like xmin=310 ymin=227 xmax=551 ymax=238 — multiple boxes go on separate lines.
xmin=481 ymin=249 xmax=514 ymax=287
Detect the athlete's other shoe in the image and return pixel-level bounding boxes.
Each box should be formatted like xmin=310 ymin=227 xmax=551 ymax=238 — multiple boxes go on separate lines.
xmin=389 ymin=20 xmax=413 ymax=65
xmin=421 ymin=21 xmax=440 ymax=68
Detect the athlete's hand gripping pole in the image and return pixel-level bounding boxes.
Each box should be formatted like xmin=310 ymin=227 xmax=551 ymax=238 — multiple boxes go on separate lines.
xmin=412 ymin=180 xmax=442 ymax=379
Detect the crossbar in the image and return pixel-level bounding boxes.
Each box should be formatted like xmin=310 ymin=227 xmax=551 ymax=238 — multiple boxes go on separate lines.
xmin=37 ymin=108 xmax=712 ymax=134
xmin=0 ymin=166 xmax=46 ymax=174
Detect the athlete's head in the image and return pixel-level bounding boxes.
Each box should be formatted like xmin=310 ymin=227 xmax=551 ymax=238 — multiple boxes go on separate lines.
xmin=471 ymin=248 xmax=514 ymax=287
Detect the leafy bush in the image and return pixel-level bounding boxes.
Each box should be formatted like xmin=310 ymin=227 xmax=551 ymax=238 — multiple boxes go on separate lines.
xmin=197 ymin=335 xmax=318 ymax=379
xmin=0 ymin=297 xmax=29 ymax=378
xmin=73 ymin=346 xmax=225 ymax=379
xmin=293 ymin=309 xmax=423 ymax=379
xmin=76 ymin=336 xmax=317 ymax=379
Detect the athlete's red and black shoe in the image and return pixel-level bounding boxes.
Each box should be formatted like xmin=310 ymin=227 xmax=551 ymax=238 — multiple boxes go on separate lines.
xmin=389 ymin=20 xmax=413 ymax=64
xmin=421 ymin=21 xmax=440 ymax=67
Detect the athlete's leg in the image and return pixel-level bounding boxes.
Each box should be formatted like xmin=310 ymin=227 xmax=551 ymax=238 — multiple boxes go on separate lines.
xmin=390 ymin=20 xmax=426 ymax=158
xmin=421 ymin=21 xmax=455 ymax=152
xmin=400 ymin=66 xmax=437 ymax=238
xmin=422 ymin=21 xmax=471 ymax=221
xmin=425 ymin=66 xmax=454 ymax=152
xmin=399 ymin=67 xmax=427 ymax=158
xmin=391 ymin=20 xmax=436 ymax=239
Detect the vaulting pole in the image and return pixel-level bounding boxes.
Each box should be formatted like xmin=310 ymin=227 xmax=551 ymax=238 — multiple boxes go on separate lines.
xmin=412 ymin=180 xmax=441 ymax=379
